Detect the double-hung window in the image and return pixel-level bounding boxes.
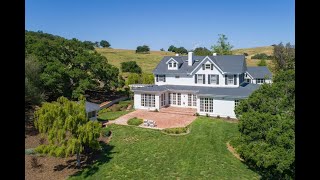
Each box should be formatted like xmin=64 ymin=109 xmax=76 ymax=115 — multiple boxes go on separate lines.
xmin=197 ymin=74 xmax=204 ymax=84
xmin=227 ymin=75 xmax=234 ymax=84
xmin=210 ymin=75 xmax=218 ymax=84
xmin=158 ymin=75 xmax=165 ymax=82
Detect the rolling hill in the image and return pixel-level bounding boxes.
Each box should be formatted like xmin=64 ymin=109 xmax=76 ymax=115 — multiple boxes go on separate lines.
xmin=96 ymin=46 xmax=274 ymax=74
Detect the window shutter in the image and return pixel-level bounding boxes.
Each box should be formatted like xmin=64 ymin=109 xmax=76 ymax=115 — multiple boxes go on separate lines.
xmin=203 ymin=74 xmax=205 ymax=84
xmin=208 ymin=75 xmax=211 ymax=84
xmin=156 ymin=75 xmax=159 ymax=82
xmin=225 ymin=75 xmax=227 ymax=85
xmin=234 ymin=75 xmax=237 ymax=85
xmin=211 ymin=64 xmax=213 ymax=70
xmin=217 ymin=75 xmax=219 ymax=84
xmin=164 ymin=75 xmax=166 ymax=82
xmin=202 ymin=64 xmax=205 ymax=70
xmin=195 ymin=74 xmax=197 ymax=83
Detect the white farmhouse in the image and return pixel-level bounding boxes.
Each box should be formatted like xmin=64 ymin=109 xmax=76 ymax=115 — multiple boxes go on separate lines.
xmin=132 ymin=52 xmax=272 ymax=118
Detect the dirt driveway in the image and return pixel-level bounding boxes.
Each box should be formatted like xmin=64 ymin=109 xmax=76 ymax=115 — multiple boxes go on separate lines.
xmin=110 ymin=107 xmax=197 ymax=129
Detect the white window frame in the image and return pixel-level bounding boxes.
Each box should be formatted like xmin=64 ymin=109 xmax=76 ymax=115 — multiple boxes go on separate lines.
xmin=210 ymin=74 xmax=218 ymax=84
xmin=169 ymin=63 xmax=172 ymax=67
xmin=200 ymin=97 xmax=213 ymax=113
xmin=141 ymin=94 xmax=155 ymax=107
xmin=177 ymin=93 xmax=181 ymax=105
xmin=235 ymin=99 xmax=240 ymax=107
xmin=158 ymin=75 xmax=165 ymax=82
xmin=205 ymin=64 xmax=211 ymax=69
xmin=227 ymin=75 xmax=234 ymax=84
xmin=197 ymin=74 xmax=204 ymax=84
xmin=173 ymin=93 xmax=176 ymax=105
xmin=256 ymin=78 xmax=265 ymax=84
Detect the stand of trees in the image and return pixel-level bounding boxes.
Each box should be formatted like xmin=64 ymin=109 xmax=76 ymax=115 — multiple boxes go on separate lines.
xmin=234 ymin=42 xmax=295 ymax=179
xmin=127 ymin=73 xmax=154 ymax=85
xmin=121 ymin=61 xmax=142 ymax=74
xmin=136 ymin=45 xmax=150 ymax=53
xmin=100 ymin=40 xmax=111 ymax=48
xmin=167 ymin=45 xmax=188 ymax=54
xmin=193 ymin=47 xmax=212 ymax=56
xmin=25 ymin=30 xmax=120 ymax=104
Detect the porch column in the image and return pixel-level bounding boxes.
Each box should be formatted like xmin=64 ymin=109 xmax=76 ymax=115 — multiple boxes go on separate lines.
xmin=155 ymin=94 xmax=160 ymax=110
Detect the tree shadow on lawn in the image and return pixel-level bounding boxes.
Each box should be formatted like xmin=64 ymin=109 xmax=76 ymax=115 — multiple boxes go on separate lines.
xmin=66 ymin=142 xmax=116 ymax=178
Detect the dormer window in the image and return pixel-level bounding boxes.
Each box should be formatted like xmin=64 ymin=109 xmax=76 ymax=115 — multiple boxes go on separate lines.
xmin=205 ymin=64 xmax=211 ymax=69
xmin=167 ymin=59 xmax=178 ymax=70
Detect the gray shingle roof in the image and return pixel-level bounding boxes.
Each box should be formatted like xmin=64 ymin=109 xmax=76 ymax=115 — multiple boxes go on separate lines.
xmin=132 ymin=83 xmax=260 ymax=99
xmin=85 ymin=101 xmax=100 ymax=113
xmin=153 ymin=55 xmax=246 ymax=75
xmin=247 ymin=66 xmax=272 ymax=79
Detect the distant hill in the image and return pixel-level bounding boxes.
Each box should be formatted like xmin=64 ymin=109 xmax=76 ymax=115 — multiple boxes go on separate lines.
xmin=96 ymin=48 xmax=175 ymax=74
xmin=96 ymin=46 xmax=274 ymax=74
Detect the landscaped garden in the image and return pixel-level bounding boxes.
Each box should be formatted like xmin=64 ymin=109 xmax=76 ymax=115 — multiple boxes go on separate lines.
xmin=98 ymin=100 xmax=133 ymax=121
xmin=69 ymin=117 xmax=260 ymax=179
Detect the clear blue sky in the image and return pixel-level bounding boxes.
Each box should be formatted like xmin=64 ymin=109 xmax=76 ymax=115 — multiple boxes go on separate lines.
xmin=26 ymin=0 xmax=294 ymax=50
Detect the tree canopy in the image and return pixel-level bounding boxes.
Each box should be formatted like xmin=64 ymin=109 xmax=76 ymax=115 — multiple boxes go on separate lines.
xmin=34 ymin=96 xmax=102 ymax=167
xmin=127 ymin=73 xmax=154 ymax=85
xmin=25 ymin=30 xmax=120 ymax=101
xmin=168 ymin=45 xmax=176 ymax=52
xmin=121 ymin=61 xmax=142 ymax=74
xmin=234 ymin=44 xmax=295 ymax=179
xmin=174 ymin=47 xmax=188 ymax=54
xmin=100 ymin=40 xmax=111 ymax=48
xmin=257 ymin=59 xmax=267 ymax=66
xmin=272 ymin=42 xmax=295 ymax=72
xmin=136 ymin=45 xmax=150 ymax=53
xmin=211 ymin=34 xmax=233 ymax=55
xmin=193 ymin=47 xmax=212 ymax=56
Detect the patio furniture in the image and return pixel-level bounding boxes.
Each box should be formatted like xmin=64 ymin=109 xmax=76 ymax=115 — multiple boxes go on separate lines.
xmin=143 ymin=120 xmax=148 ymax=126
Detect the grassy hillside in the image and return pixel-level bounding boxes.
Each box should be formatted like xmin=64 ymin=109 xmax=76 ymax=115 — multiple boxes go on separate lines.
xmin=96 ymin=46 xmax=274 ymax=74
xmin=96 ymin=48 xmax=175 ymax=73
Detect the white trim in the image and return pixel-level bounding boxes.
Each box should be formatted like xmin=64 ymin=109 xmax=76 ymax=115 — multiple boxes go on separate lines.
xmin=189 ymin=56 xmax=224 ymax=75
xmin=245 ymin=71 xmax=254 ymax=79
xmin=165 ymin=58 xmax=179 ymax=64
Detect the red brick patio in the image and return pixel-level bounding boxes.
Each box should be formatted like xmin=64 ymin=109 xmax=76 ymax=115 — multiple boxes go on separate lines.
xmin=110 ymin=106 xmax=197 ymax=129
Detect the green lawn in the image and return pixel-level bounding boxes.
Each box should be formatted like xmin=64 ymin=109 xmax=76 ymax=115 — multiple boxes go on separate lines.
xmin=69 ymin=117 xmax=259 ymax=179
xmin=98 ymin=110 xmax=133 ymax=121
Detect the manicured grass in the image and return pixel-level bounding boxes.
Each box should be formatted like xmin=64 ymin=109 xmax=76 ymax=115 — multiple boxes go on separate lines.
xmin=98 ymin=110 xmax=132 ymax=121
xmin=69 ymin=117 xmax=260 ymax=179
xmin=127 ymin=117 xmax=143 ymax=126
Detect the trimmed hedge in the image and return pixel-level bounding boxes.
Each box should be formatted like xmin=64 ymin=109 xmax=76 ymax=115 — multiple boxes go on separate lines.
xmin=163 ymin=127 xmax=188 ymax=134
xmin=127 ymin=117 xmax=143 ymax=126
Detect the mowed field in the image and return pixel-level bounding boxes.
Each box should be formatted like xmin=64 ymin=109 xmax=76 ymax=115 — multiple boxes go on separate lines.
xmin=96 ymin=46 xmax=274 ymax=73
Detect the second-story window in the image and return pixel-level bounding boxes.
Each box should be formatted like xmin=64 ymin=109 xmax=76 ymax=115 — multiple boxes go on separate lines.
xmin=158 ymin=75 xmax=165 ymax=82
xmin=197 ymin=74 xmax=205 ymax=84
xmin=169 ymin=63 xmax=172 ymax=67
xmin=173 ymin=62 xmax=177 ymax=67
xmin=210 ymin=75 xmax=219 ymax=84
xmin=227 ymin=75 xmax=234 ymax=84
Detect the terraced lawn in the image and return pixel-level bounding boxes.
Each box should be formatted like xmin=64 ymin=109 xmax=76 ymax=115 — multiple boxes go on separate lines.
xmin=69 ymin=117 xmax=259 ymax=179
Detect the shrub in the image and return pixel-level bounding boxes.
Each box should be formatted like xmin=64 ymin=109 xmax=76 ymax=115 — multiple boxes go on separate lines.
xmin=163 ymin=127 xmax=188 ymax=134
xmin=243 ymin=52 xmax=249 ymax=56
xmin=102 ymin=127 xmax=112 ymax=137
xmin=121 ymin=61 xmax=142 ymax=74
xmin=206 ymin=113 xmax=209 ymax=117
xmin=227 ymin=116 xmax=230 ymax=120
xmin=251 ymin=53 xmax=273 ymax=60
xmin=136 ymin=45 xmax=150 ymax=53
xmin=39 ymin=137 xmax=45 ymax=145
xmin=99 ymin=108 xmax=111 ymax=114
xmin=258 ymin=59 xmax=267 ymax=66
xmin=217 ymin=115 xmax=220 ymax=119
xmin=25 ymin=148 xmax=35 ymax=155
xmin=154 ymin=109 xmax=159 ymax=112
xmin=127 ymin=117 xmax=143 ymax=126
xmin=195 ymin=112 xmax=200 ymax=116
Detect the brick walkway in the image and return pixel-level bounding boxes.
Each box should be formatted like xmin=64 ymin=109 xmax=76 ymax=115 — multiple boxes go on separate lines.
xmin=110 ymin=107 xmax=197 ymax=129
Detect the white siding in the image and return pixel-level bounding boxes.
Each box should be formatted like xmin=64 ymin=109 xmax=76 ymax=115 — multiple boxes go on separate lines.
xmin=155 ymin=61 xmax=240 ymax=87
xmin=197 ymin=98 xmax=236 ymax=118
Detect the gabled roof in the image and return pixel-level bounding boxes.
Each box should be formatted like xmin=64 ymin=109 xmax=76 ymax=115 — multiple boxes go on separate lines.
xmin=153 ymin=55 xmax=246 ymax=75
xmin=247 ymin=66 xmax=272 ymax=79
xmin=132 ymin=83 xmax=260 ymax=99
xmin=85 ymin=101 xmax=100 ymax=113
